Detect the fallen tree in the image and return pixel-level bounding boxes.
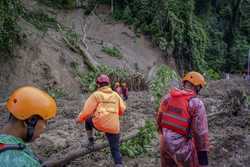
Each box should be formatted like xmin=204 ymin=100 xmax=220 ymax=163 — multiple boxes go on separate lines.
xmin=57 ymin=24 xmax=99 ymax=71
xmin=42 ymin=129 xmax=139 ymax=167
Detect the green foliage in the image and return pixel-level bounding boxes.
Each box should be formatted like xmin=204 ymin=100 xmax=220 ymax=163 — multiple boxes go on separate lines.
xmin=205 ymin=17 xmax=226 ymax=72
xmin=48 ymin=88 xmax=65 ymax=99
xmin=0 ymin=0 xmax=21 ymax=58
xmin=204 ymin=0 xmax=250 ymax=73
xmin=122 ymin=6 xmax=134 ymax=24
xmin=205 ymin=68 xmax=220 ymax=80
xmin=64 ymin=28 xmax=80 ymax=46
xmin=37 ymin=0 xmax=76 ymax=9
xmin=120 ymin=120 xmax=156 ymax=158
xmin=230 ymin=36 xmax=250 ymax=72
xmin=188 ymin=18 xmax=208 ymax=72
xmin=105 ymin=0 xmax=209 ymax=72
xmin=246 ymin=96 xmax=250 ymax=105
xmin=22 ymin=9 xmax=57 ymax=32
xmin=102 ymin=46 xmax=122 ymax=59
xmin=150 ymin=65 xmax=179 ymax=106
xmin=73 ymin=64 xmax=129 ymax=92
xmin=94 ymin=0 xmax=249 ymax=73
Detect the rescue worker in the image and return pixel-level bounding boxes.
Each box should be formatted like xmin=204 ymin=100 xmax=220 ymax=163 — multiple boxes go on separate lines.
xmin=156 ymin=71 xmax=209 ymax=167
xmin=121 ymin=83 xmax=128 ymax=101
xmin=0 ymin=86 xmax=57 ymax=166
xmin=114 ymin=82 xmax=123 ymax=97
xmin=76 ymin=74 xmax=126 ymax=167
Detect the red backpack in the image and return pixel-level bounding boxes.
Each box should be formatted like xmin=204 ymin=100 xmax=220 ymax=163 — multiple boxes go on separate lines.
xmin=160 ymin=88 xmax=195 ymax=137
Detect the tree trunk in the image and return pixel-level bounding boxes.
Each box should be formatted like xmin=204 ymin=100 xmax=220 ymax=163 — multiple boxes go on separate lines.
xmin=42 ymin=129 xmax=139 ymax=167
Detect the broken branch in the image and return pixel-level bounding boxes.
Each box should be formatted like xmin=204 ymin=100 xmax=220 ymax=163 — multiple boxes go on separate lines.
xmin=57 ymin=24 xmax=98 ymax=71
xmin=42 ymin=130 xmax=139 ymax=167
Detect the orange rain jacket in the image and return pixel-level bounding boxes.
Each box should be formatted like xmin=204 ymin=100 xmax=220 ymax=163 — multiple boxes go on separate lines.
xmin=77 ymin=86 xmax=126 ymax=134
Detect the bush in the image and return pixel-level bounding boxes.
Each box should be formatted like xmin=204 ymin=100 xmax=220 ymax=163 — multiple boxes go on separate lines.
xmin=37 ymin=0 xmax=76 ymax=9
xmin=73 ymin=65 xmax=129 ymax=92
xmin=102 ymin=46 xmax=122 ymax=59
xmin=205 ymin=68 xmax=220 ymax=80
xmin=48 ymin=88 xmax=65 ymax=99
xmin=0 ymin=0 xmax=21 ymax=58
xmin=22 ymin=9 xmax=57 ymax=32
xmin=120 ymin=120 xmax=156 ymax=158
xmin=247 ymin=96 xmax=250 ymax=105
xmin=150 ymin=65 xmax=179 ymax=106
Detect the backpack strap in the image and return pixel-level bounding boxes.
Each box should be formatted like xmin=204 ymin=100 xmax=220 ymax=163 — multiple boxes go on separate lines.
xmin=0 ymin=143 xmax=25 ymax=153
xmin=186 ymin=96 xmax=197 ymax=139
xmin=0 ymin=143 xmax=43 ymax=164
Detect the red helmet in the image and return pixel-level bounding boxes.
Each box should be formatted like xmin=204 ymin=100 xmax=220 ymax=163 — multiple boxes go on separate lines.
xmin=96 ymin=74 xmax=110 ymax=84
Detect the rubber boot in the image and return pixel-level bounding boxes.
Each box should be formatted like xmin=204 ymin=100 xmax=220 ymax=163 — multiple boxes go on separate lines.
xmin=86 ymin=130 xmax=94 ymax=150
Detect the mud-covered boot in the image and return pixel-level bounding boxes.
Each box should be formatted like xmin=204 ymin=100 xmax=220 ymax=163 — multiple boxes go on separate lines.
xmin=86 ymin=130 xmax=94 ymax=150
xmin=87 ymin=137 xmax=94 ymax=150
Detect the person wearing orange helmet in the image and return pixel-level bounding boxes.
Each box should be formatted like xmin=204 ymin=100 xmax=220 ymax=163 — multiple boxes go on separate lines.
xmin=0 ymin=86 xmax=57 ymax=166
xmin=156 ymin=71 xmax=209 ymax=167
xmin=76 ymin=74 xmax=126 ymax=167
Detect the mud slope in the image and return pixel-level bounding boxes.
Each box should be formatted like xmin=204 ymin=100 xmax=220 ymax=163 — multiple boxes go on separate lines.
xmin=0 ymin=19 xmax=84 ymax=99
xmin=55 ymin=7 xmax=169 ymax=73
xmin=0 ymin=0 xmax=171 ymax=99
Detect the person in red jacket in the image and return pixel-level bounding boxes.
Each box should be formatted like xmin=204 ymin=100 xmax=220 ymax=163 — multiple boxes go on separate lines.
xmin=121 ymin=83 xmax=128 ymax=101
xmin=156 ymin=71 xmax=209 ymax=167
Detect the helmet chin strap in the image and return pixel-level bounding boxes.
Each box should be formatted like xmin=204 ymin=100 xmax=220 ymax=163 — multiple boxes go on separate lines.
xmin=25 ymin=117 xmax=38 ymax=142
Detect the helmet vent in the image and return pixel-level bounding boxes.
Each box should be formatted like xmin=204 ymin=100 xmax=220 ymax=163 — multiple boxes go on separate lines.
xmin=13 ymin=99 xmax=17 ymax=103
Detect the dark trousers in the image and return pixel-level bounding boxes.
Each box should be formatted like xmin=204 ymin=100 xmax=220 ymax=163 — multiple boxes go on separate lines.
xmin=85 ymin=117 xmax=123 ymax=165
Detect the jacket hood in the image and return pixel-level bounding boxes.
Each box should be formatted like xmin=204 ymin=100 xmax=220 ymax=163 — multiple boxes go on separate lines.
xmin=98 ymin=86 xmax=113 ymax=93
xmin=170 ymin=87 xmax=196 ymax=97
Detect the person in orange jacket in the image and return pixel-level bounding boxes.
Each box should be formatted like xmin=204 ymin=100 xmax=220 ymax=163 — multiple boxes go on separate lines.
xmin=76 ymin=74 xmax=126 ymax=167
xmin=156 ymin=71 xmax=209 ymax=167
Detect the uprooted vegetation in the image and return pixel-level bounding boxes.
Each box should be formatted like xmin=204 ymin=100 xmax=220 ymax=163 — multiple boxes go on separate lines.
xmin=120 ymin=120 xmax=156 ymax=158
xmin=72 ymin=64 xmax=148 ymax=92
xmin=149 ymin=65 xmax=179 ymax=106
xmin=101 ymin=46 xmax=123 ymax=59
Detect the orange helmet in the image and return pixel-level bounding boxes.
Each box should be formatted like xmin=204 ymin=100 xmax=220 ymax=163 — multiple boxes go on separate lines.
xmin=183 ymin=71 xmax=206 ymax=88
xmin=6 ymin=86 xmax=57 ymax=120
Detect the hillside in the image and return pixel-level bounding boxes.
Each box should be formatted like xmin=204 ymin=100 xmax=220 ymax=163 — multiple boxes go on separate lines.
xmin=0 ymin=0 xmax=249 ymax=167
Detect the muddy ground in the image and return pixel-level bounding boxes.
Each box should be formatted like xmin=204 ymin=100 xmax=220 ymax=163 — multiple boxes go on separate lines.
xmin=0 ymin=79 xmax=249 ymax=167
xmin=37 ymin=79 xmax=250 ymax=167
xmin=0 ymin=79 xmax=243 ymax=167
